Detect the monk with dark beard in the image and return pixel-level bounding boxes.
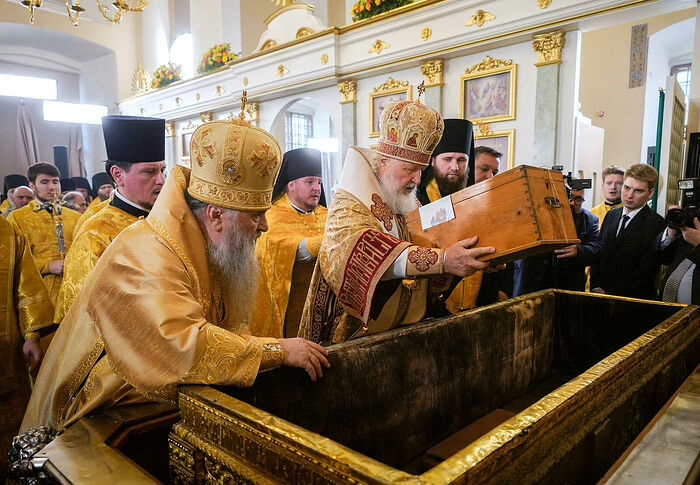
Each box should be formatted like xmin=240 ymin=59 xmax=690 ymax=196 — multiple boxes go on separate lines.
xmin=21 ymin=116 xmax=329 ymax=433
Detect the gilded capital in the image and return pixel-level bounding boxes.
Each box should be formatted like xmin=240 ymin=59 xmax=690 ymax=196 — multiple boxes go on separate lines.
xmin=532 ymin=30 xmax=565 ymax=66
xmin=421 ymin=59 xmax=444 ymax=87
xmin=338 ymin=80 xmax=357 ymax=104
xmin=245 ymin=102 xmax=259 ymax=122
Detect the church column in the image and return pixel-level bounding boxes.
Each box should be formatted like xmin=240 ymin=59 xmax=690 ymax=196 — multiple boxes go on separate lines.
xmin=421 ymin=59 xmax=444 ymax=113
xmin=338 ymin=80 xmax=357 ymax=161
xmin=531 ymin=30 xmax=565 ymax=166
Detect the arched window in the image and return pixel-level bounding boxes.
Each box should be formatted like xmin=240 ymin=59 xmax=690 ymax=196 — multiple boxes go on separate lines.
xmin=170 ymin=33 xmax=194 ymax=79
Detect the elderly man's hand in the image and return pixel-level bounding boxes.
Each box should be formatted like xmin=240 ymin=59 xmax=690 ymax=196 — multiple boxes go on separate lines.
xmin=279 ymin=338 xmax=330 ymax=381
xmin=444 ymin=236 xmax=499 ymax=277
xmin=681 ymin=217 xmax=700 ymax=247
xmin=23 ymin=338 xmax=43 ymax=374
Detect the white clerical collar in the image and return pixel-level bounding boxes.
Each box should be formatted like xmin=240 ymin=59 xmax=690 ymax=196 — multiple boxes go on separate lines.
xmin=289 ymin=198 xmax=313 ymax=214
xmin=114 ymin=189 xmax=150 ymax=213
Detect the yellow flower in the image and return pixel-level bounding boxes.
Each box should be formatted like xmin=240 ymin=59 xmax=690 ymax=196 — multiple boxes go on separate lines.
xmin=222 ymin=54 xmax=228 ymax=62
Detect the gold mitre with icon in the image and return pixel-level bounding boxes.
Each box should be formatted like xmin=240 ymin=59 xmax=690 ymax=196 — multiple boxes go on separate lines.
xmin=187 ymin=98 xmax=282 ymax=211
xmin=376 ymin=85 xmax=444 ymax=167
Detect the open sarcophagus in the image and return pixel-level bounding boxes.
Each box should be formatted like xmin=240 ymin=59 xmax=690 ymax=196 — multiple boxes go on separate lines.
xmin=170 ymin=290 xmax=700 ymax=484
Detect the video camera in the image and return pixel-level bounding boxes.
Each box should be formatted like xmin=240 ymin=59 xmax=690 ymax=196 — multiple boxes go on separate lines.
xmin=666 ymin=178 xmax=700 ymax=229
xmin=550 ymin=166 xmax=593 ymax=192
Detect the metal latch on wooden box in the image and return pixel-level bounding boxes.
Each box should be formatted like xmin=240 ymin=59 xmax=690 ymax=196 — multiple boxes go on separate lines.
xmin=544 ymin=197 xmax=561 ymax=208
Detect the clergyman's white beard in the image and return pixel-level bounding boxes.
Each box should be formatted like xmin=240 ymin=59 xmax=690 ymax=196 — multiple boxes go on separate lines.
xmin=207 ymin=227 xmax=259 ymax=323
xmin=379 ymin=173 xmax=419 ymax=215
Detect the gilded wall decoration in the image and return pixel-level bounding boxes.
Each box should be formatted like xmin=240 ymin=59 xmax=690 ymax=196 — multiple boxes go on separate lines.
xmin=195 ymin=92 xmax=201 ymax=101
xmin=276 ymin=64 xmax=290 ymax=77
xmin=296 ymin=27 xmax=314 ymax=38
xmin=165 ymin=121 xmax=174 ymax=137
xmin=139 ymin=108 xmax=145 ymax=115
xmin=421 ymin=27 xmax=432 ymax=41
xmin=369 ymin=77 xmax=412 ymax=137
xmin=338 ymin=80 xmax=357 ymax=104
xmin=245 ymin=102 xmax=259 ymax=123
xmin=466 ymin=9 xmax=495 ymax=28
xmin=200 ymin=112 xmax=213 ymax=123
xmin=215 ymin=85 xmax=225 ymax=97
xmin=320 ymin=53 xmax=328 ymax=65
xmin=538 ymin=0 xmax=552 ymax=8
xmin=130 ymin=62 xmax=151 ymax=95
xmin=368 ymin=39 xmax=390 ymax=55
xmin=175 ymin=97 xmax=182 ymax=106
xmin=460 ymin=56 xmax=516 ymax=123
xmin=421 ymin=59 xmax=444 ymax=87
xmin=532 ymin=30 xmax=565 ymax=66
xmin=242 ymin=77 xmax=248 ymax=87
xmin=260 ymin=39 xmax=277 ymax=51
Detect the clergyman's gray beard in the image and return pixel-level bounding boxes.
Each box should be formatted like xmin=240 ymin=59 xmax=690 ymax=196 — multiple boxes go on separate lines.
xmin=379 ymin=174 xmax=418 ymax=215
xmin=207 ymin=227 xmax=259 ymax=323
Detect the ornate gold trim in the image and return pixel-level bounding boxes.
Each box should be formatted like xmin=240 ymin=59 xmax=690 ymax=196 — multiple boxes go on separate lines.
xmin=264 ymin=2 xmax=314 ymax=25
xmin=459 ymin=56 xmax=517 ymax=123
xmin=421 ymin=26 xmax=432 ymax=41
xmin=245 ymin=102 xmax=259 ymax=123
xmin=276 ymin=64 xmax=290 ymax=78
xmin=466 ymin=9 xmax=495 ymax=28
xmin=337 ymin=79 xmax=357 ymax=104
xmin=368 ymin=39 xmax=390 ymax=55
xmin=214 ymin=85 xmax=225 ymax=97
xmin=174 ymin=97 xmax=182 ymax=106
xmin=200 ymin=112 xmax=212 ymax=123
xmin=369 ymin=77 xmax=413 ymax=138
xmin=475 ymin=127 xmax=515 ymax=170
xmin=296 ymin=26 xmax=315 ymax=38
xmin=320 ymin=53 xmax=328 ymax=65
xmin=421 ymin=59 xmax=443 ymax=87
xmin=260 ymin=39 xmax=278 ymax=51
xmin=538 ymin=0 xmax=553 ymax=8
xmin=532 ymin=30 xmax=565 ymax=66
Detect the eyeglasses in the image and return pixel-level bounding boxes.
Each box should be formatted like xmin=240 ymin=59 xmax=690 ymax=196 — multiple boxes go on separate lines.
xmin=570 ymin=196 xmax=585 ymax=203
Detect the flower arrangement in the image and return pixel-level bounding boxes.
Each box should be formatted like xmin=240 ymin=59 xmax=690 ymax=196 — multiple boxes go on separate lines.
xmin=151 ymin=62 xmax=181 ymax=89
xmin=197 ymin=42 xmax=239 ymax=74
xmin=350 ymin=0 xmax=413 ymax=22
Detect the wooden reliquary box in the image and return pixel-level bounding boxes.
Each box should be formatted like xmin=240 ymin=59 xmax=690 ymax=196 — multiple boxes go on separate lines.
xmin=170 ymin=291 xmax=700 ymax=484
xmin=405 ymin=165 xmax=580 ymax=264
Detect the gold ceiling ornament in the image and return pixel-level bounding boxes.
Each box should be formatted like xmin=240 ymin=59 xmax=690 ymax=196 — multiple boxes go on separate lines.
xmin=165 ymin=121 xmax=174 ymax=137
xmin=200 ymin=112 xmax=213 ymax=123
xmin=538 ymin=0 xmax=552 ymax=8
xmin=475 ymin=121 xmax=492 ymax=136
xmin=296 ymin=27 xmax=314 ymax=38
xmin=464 ymin=55 xmax=513 ymax=73
xmin=368 ymin=39 xmax=390 ymax=55
xmin=21 ymin=0 xmax=149 ymax=26
xmin=175 ymin=97 xmax=183 ymax=106
xmin=130 ymin=62 xmax=150 ymax=95
xmin=372 ymin=77 xmax=409 ymax=93
xmin=421 ymin=27 xmax=432 ymax=41
xmin=532 ymin=30 xmax=565 ymax=66
xmin=465 ymin=9 xmax=495 ymax=28
xmin=215 ymin=85 xmax=225 ymax=97
xmin=337 ymin=79 xmax=357 ymax=104
xmin=421 ymin=59 xmax=443 ymax=87
xmin=320 ymin=53 xmax=328 ymax=65
xmin=276 ymin=64 xmax=290 ymax=78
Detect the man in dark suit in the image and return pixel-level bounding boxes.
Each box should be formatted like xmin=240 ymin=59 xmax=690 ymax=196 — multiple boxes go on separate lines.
xmin=591 ymin=164 xmax=666 ymax=299
xmin=514 ymin=186 xmax=600 ymax=295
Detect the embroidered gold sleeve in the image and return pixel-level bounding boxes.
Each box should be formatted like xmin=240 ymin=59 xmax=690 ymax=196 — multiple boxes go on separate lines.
xmin=405 ymin=245 xmax=444 ymax=276
xmin=13 ymin=227 xmax=54 ymax=337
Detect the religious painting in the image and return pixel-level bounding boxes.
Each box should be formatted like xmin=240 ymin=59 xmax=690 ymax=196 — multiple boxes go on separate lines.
xmin=179 ymin=129 xmax=194 ymax=167
xmin=369 ymin=78 xmax=412 ymax=138
xmin=475 ymin=129 xmax=515 ymax=170
xmin=460 ymin=64 xmax=516 ymax=123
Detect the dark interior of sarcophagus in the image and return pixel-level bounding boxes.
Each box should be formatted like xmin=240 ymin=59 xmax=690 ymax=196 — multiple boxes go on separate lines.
xmin=218 ymin=290 xmax=680 ymax=471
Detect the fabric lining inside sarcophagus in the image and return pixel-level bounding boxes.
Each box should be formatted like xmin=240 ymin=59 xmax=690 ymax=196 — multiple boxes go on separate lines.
xmin=218 ymin=290 xmax=682 ymax=471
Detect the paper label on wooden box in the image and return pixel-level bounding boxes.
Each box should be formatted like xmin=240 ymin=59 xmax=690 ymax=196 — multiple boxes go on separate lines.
xmin=418 ymin=195 xmax=455 ymax=230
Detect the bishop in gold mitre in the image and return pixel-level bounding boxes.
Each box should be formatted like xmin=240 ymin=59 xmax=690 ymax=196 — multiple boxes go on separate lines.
xmin=417 ymin=119 xmax=510 ymax=314
xmin=21 ymin=114 xmax=329 ymax=433
xmin=0 ymin=216 xmax=54 ymax=468
xmin=7 ymin=163 xmax=81 ymax=306
xmin=54 ymin=116 xmax=166 ymax=325
xmin=250 ymin=148 xmax=328 ymax=338
xmin=298 ymin=95 xmax=499 ymax=344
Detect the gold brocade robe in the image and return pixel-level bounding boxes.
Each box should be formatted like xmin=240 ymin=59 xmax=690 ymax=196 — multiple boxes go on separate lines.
xmin=0 ymin=217 xmax=54 ymax=464
xmin=74 ymin=197 xmax=111 ymax=235
xmin=54 ymin=203 xmax=140 ymax=325
xmin=0 ymin=198 xmax=10 ymax=214
xmin=299 ymin=147 xmax=449 ymax=344
xmin=250 ymin=194 xmax=328 ymax=338
xmin=425 ymin=178 xmax=483 ymax=314
xmin=21 ymin=166 xmax=280 ymax=432
xmin=7 ymin=200 xmax=81 ymax=305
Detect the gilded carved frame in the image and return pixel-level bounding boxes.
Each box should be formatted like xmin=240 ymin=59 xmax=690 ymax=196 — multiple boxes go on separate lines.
xmin=178 ymin=122 xmax=197 ymax=168
xmin=369 ymin=77 xmax=412 ymax=138
xmin=459 ymin=56 xmax=517 ymax=123
xmin=475 ymin=128 xmax=515 ymax=170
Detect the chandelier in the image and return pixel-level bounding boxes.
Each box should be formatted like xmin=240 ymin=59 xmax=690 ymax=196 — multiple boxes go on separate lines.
xmin=20 ymin=0 xmax=149 ymax=27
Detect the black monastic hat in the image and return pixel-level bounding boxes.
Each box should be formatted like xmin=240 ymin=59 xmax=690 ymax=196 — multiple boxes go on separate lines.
xmin=72 ymin=176 xmax=91 ymax=191
xmin=4 ymin=174 xmax=28 ymax=194
xmin=421 ymin=118 xmax=477 ymax=188
xmin=102 ymin=115 xmax=165 ymax=163
xmin=60 ymin=178 xmax=76 ymax=192
xmin=272 ymin=148 xmax=325 ymax=203
xmin=92 ymin=172 xmax=113 ymax=190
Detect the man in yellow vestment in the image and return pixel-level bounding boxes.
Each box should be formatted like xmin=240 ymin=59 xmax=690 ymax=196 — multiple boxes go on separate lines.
xmin=251 ymin=148 xmax=328 ymax=338
xmin=1 ymin=175 xmax=29 ymax=217
xmin=0 ymin=216 xmax=54 ymax=469
xmin=417 ymin=119 xmax=510 ymax=314
xmin=54 ymin=116 xmax=166 ymax=324
xmin=7 ymin=163 xmax=81 ymax=305
xmin=73 ymin=172 xmax=115 ymax=234
xmin=21 ymin=116 xmax=329 ymax=433
xmin=299 ymin=100 xmax=500 ymax=344
xmin=590 ymin=165 xmax=624 ymax=225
